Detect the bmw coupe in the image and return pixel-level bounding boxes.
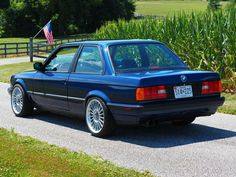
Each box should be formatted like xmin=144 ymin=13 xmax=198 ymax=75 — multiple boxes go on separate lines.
xmin=8 ymin=40 xmax=225 ymax=137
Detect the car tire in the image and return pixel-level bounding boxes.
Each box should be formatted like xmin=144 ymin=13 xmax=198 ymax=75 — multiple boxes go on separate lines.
xmin=11 ymin=84 xmax=33 ymax=117
xmin=85 ymin=97 xmax=116 ymax=137
xmin=172 ymin=117 xmax=196 ymax=126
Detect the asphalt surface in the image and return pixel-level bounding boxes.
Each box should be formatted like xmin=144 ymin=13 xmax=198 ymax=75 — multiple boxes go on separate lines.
xmin=0 ymin=82 xmax=236 ymax=177
xmin=0 ymin=56 xmax=43 ymax=65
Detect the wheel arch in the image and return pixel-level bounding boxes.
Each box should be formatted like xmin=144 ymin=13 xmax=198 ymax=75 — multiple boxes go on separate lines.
xmin=13 ymin=79 xmax=32 ymax=100
xmin=84 ymin=90 xmax=111 ymax=106
xmin=14 ymin=79 xmax=29 ymax=92
xmin=11 ymin=79 xmax=34 ymax=116
xmin=84 ymin=90 xmax=116 ymax=137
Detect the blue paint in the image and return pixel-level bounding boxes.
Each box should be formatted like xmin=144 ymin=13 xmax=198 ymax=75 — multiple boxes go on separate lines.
xmin=9 ymin=40 xmax=224 ymax=124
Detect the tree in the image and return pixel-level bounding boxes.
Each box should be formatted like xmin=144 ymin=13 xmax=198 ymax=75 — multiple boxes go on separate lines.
xmin=3 ymin=0 xmax=48 ymax=37
xmin=86 ymin=0 xmax=135 ymax=33
xmin=0 ymin=0 xmax=135 ymax=37
xmin=0 ymin=0 xmax=9 ymax=9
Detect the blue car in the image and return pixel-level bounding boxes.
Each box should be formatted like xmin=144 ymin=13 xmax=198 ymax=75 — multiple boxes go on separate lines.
xmin=8 ymin=40 xmax=225 ymax=137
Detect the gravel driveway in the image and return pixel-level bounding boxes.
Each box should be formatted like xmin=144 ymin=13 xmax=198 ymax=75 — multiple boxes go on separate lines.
xmin=0 ymin=82 xmax=236 ymax=177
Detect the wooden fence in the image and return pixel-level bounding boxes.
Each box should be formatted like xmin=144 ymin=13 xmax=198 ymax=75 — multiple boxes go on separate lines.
xmin=0 ymin=34 xmax=92 ymax=59
xmin=0 ymin=42 xmax=30 ymax=58
xmin=30 ymin=34 xmax=91 ymax=61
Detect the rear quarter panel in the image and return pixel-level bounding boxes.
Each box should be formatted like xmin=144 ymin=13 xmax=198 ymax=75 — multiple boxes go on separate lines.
xmin=68 ymin=74 xmax=140 ymax=105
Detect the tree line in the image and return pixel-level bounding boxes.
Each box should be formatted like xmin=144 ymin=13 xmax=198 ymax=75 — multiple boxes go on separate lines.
xmin=0 ymin=0 xmax=135 ymax=37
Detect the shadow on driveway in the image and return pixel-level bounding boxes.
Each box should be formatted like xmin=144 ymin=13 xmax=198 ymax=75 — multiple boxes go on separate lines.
xmin=112 ymin=124 xmax=236 ymax=148
xmin=27 ymin=112 xmax=236 ymax=148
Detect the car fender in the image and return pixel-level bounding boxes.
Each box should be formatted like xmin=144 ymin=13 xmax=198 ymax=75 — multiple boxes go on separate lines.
xmin=14 ymin=79 xmax=29 ymax=92
xmin=85 ymin=90 xmax=111 ymax=105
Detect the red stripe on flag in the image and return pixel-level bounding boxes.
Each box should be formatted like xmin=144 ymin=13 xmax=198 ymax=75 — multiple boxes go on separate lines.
xmin=43 ymin=26 xmax=54 ymax=45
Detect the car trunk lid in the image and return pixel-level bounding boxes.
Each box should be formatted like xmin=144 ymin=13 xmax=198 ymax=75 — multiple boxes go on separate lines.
xmin=118 ymin=69 xmax=221 ymax=100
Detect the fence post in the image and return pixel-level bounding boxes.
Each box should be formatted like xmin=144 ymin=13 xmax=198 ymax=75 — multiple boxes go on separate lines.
xmin=46 ymin=45 xmax=49 ymax=53
xmin=26 ymin=43 xmax=29 ymax=55
xmin=29 ymin=37 xmax=33 ymax=62
xmin=37 ymin=43 xmax=39 ymax=54
xmin=4 ymin=43 xmax=7 ymax=58
xmin=16 ymin=43 xmax=19 ymax=56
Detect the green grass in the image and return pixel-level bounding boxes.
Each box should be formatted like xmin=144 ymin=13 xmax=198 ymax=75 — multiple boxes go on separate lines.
xmin=218 ymin=93 xmax=236 ymax=115
xmin=0 ymin=61 xmax=235 ymax=115
xmin=0 ymin=34 xmax=91 ymax=43
xmin=0 ymin=38 xmax=44 ymax=43
xmin=0 ymin=38 xmax=32 ymax=43
xmin=135 ymin=0 xmax=229 ymax=16
xmin=0 ymin=128 xmax=152 ymax=177
xmin=0 ymin=62 xmax=34 ymax=83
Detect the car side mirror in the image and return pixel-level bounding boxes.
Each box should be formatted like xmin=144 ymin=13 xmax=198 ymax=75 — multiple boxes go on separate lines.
xmin=33 ymin=62 xmax=44 ymax=71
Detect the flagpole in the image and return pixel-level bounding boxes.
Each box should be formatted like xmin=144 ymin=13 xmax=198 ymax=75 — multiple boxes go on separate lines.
xmin=29 ymin=20 xmax=51 ymax=62
xmin=33 ymin=20 xmax=51 ymax=39
xmin=33 ymin=28 xmax=44 ymax=39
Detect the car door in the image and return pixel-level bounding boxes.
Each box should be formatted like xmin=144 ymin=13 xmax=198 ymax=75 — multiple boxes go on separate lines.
xmin=67 ymin=45 xmax=104 ymax=116
xmin=34 ymin=46 xmax=79 ymax=111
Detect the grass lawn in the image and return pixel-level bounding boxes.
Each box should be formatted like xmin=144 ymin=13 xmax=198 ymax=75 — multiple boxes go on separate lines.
xmin=135 ymin=0 xmax=229 ymax=16
xmin=0 ymin=34 xmax=90 ymax=43
xmin=0 ymin=62 xmax=34 ymax=83
xmin=0 ymin=61 xmax=235 ymax=116
xmin=0 ymin=38 xmax=32 ymax=43
xmin=0 ymin=128 xmax=152 ymax=177
xmin=218 ymin=93 xmax=236 ymax=115
xmin=0 ymin=38 xmax=45 ymax=43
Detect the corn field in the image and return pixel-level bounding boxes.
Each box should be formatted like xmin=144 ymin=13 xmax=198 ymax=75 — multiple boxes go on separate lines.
xmin=94 ymin=9 xmax=236 ymax=84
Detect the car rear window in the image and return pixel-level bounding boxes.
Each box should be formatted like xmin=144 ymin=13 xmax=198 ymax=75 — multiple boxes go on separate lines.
xmin=109 ymin=43 xmax=187 ymax=73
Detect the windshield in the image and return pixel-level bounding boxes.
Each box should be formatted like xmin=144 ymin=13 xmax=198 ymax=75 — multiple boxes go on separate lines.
xmin=109 ymin=43 xmax=187 ymax=73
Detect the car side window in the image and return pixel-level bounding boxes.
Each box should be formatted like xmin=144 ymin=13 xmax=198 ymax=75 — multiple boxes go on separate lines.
xmin=75 ymin=46 xmax=103 ymax=74
xmin=111 ymin=45 xmax=142 ymax=69
xmin=45 ymin=47 xmax=78 ymax=72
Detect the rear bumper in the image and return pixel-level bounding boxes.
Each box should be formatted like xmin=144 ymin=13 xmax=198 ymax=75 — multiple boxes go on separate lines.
xmin=107 ymin=96 xmax=225 ymax=125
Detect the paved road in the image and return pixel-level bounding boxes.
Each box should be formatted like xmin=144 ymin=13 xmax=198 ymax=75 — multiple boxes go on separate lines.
xmin=0 ymin=82 xmax=236 ymax=177
xmin=0 ymin=56 xmax=44 ymax=65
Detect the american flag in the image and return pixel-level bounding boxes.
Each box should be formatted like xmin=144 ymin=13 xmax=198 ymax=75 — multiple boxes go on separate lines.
xmin=43 ymin=20 xmax=54 ymax=45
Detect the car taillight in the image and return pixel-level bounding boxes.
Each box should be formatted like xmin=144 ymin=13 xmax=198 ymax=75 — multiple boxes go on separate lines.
xmin=136 ymin=85 xmax=167 ymax=101
xmin=201 ymin=80 xmax=222 ymax=95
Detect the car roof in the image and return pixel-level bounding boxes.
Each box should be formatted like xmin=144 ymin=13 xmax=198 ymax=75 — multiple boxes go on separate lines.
xmin=62 ymin=39 xmax=162 ymax=47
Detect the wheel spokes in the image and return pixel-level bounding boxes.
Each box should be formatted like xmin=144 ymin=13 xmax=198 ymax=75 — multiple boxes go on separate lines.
xmin=86 ymin=99 xmax=105 ymax=134
xmin=11 ymin=87 xmax=24 ymax=114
